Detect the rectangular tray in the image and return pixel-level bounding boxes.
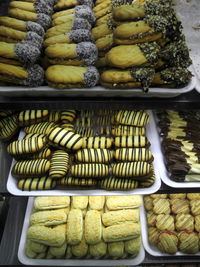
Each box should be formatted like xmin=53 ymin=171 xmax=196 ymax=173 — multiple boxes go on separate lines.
xmin=0 ymin=1 xmax=196 ymax=98
xmin=7 ymin=111 xmax=161 ymax=196
xmin=140 ymin=203 xmax=200 ymax=257
xmin=18 ymin=197 xmax=145 ymax=266
xmin=153 ymin=111 xmax=200 ymax=188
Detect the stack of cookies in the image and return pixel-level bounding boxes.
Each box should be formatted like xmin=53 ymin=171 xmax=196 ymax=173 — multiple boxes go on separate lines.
xmin=0 ymin=0 xmax=55 ymax=86
xmin=98 ymin=0 xmax=192 ymax=91
xmin=4 ymin=109 xmax=155 ymax=191
xmin=144 ymin=193 xmax=200 ymax=254
xmin=157 ymin=110 xmax=200 ymax=182
xmin=44 ymin=0 xmax=100 ymax=88
xmin=26 ymin=195 xmax=142 ymax=259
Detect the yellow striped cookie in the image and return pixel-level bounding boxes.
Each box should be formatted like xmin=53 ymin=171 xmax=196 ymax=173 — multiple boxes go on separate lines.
xmin=75 ymin=148 xmax=113 ymax=163
xmin=112 ymin=162 xmax=151 ymax=177
xmin=49 ymin=150 xmax=69 ymax=178
xmin=24 ymin=122 xmax=56 ymax=135
xmin=71 ymin=163 xmax=109 ymax=178
xmin=18 ymin=110 xmax=49 ymax=126
xmin=114 ymin=148 xmax=153 ymax=162
xmin=18 ymin=176 xmax=56 ymax=191
xmin=82 ymin=136 xmax=113 ymax=149
xmin=115 ymin=110 xmax=149 ymax=127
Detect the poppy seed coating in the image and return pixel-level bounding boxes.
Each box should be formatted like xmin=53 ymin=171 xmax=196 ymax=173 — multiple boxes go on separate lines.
xmin=69 ymin=29 xmax=94 ymax=43
xmin=24 ymin=64 xmax=44 ymax=87
xmin=72 ymin=18 xmax=91 ymax=31
xmin=78 ymin=0 xmax=94 ymax=8
xmin=34 ymin=0 xmax=53 ymax=16
xmin=77 ymin=42 xmax=98 ymax=65
xmin=84 ymin=66 xmax=99 ymax=87
xmin=26 ymin=21 xmax=45 ymax=37
xmin=15 ymin=43 xmax=41 ymax=64
xmin=75 ymin=5 xmax=96 ymax=24
xmin=24 ymin=31 xmax=43 ymax=49
xmin=36 ymin=13 xmax=52 ymax=30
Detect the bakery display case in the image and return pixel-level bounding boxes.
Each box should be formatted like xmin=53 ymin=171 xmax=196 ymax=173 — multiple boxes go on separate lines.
xmin=0 ymin=0 xmax=200 ymax=265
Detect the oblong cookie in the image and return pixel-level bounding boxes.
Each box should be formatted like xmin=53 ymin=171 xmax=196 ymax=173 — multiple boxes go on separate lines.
xmin=112 ymin=162 xmax=151 ymax=177
xmin=18 ymin=176 xmax=56 ymax=191
xmin=49 ymin=150 xmax=69 ymax=178
xmin=75 ymin=148 xmax=113 ymax=163
xmin=18 ymin=110 xmax=49 ymax=126
xmin=82 ymin=136 xmax=113 ymax=149
xmin=71 ymin=163 xmax=109 ymax=178
xmin=114 ymin=148 xmax=153 ymax=162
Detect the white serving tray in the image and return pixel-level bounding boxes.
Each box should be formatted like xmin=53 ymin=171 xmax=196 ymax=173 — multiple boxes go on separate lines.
xmin=153 ymin=111 xmax=200 ymax=188
xmin=140 ymin=203 xmax=200 ymax=257
xmin=173 ymin=0 xmax=200 ymax=94
xmin=18 ymin=197 xmax=145 ymax=266
xmin=7 ymin=111 xmax=161 ymax=196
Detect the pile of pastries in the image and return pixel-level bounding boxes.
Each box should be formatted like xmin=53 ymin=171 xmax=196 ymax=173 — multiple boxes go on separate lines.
xmin=0 ymin=0 xmax=192 ymax=89
xmin=144 ymin=193 xmax=200 ymax=254
xmin=0 ymin=109 xmax=155 ymax=191
xmin=157 ymin=110 xmax=200 ymax=182
xmin=25 ymin=195 xmax=142 ymax=259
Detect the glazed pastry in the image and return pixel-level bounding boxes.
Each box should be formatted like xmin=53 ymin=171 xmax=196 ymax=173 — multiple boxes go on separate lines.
xmin=7 ymin=137 xmax=45 ymax=157
xmin=8 ymin=8 xmax=51 ymax=30
xmin=23 ymin=122 xmax=56 ymax=134
xmin=106 ymin=195 xmax=142 ymax=210
xmin=59 ymin=176 xmax=97 ymax=187
xmin=124 ymin=236 xmax=141 ymax=257
xmin=47 ymin=126 xmax=83 ymax=150
xmin=115 ymin=110 xmax=149 ymax=127
xmin=187 ymin=193 xmax=200 ymax=200
xmin=45 ymin=65 xmax=99 ymax=88
xmin=30 ymin=208 xmax=67 ymax=226
xmin=75 ymin=148 xmax=113 ymax=163
xmin=89 ymin=241 xmax=107 ymax=259
xmin=106 ymin=42 xmax=160 ymax=69
xmin=146 ymin=211 xmax=156 ymax=227
xmin=100 ymin=177 xmax=138 ymax=190
xmin=112 ymin=125 xmax=146 ymax=136
xmin=175 ymin=214 xmax=194 ymax=231
xmin=89 ymin=196 xmax=105 ymax=210
xmin=103 ymin=222 xmax=140 ymax=242
xmin=34 ymin=196 xmax=70 ymax=210
xmin=49 ymin=241 xmax=67 ymax=258
xmin=45 ymin=19 xmax=91 ymax=38
xmin=71 ymin=163 xmax=109 ymax=178
xmin=0 ymin=63 xmax=44 ymax=86
xmin=27 ymin=224 xmax=66 ymax=247
xmin=102 ymin=209 xmax=139 ymax=226
xmin=82 ymin=136 xmax=112 ymax=149
xmin=49 ymin=150 xmax=69 ymax=178
xmin=85 ymin=210 xmax=102 ymax=244
xmin=45 ymin=42 xmax=98 ymax=66
xmin=0 ymin=16 xmax=44 ymax=36
xmin=9 ymin=0 xmax=53 ymax=15
xmin=44 ymin=29 xmax=94 ymax=47
xmin=114 ymin=135 xmax=149 ymax=148
xmin=190 ymin=200 xmax=200 ymax=216
xmin=28 ymin=240 xmax=47 ymax=253
xmin=92 ymin=23 xmax=112 ymax=40
xmin=0 ymin=27 xmax=43 ymax=49
xmin=54 ymin=0 xmax=93 ymax=10
xmin=112 ymin=162 xmax=152 ymax=178
xmin=156 ymin=214 xmax=175 ymax=231
xmin=18 ymin=176 xmax=57 ymax=191
xmin=67 ymin=209 xmax=83 ymax=245
xmin=153 ymin=199 xmax=170 ymax=214
xmin=52 ymin=5 xmax=96 ymax=26
xmin=178 ymin=231 xmax=199 ymax=254
xmin=12 ymin=159 xmax=50 ymax=178
xmin=71 ymin=196 xmax=88 ymax=210
xmin=71 ymin=234 xmax=88 ymax=258
xmin=19 ymin=110 xmax=49 ymax=126
xmin=157 ymin=231 xmax=178 ymax=254
xmin=169 ymin=193 xmax=186 ymax=199
xmin=108 ymin=241 xmax=124 ymax=259
xmin=143 ymin=196 xmax=153 ymax=211
xmin=171 ymin=199 xmax=190 ymax=214
xmin=0 ymin=114 xmax=18 ymax=141
xmin=114 ymin=148 xmax=153 ymax=162
xmin=148 ymin=227 xmax=159 ymax=246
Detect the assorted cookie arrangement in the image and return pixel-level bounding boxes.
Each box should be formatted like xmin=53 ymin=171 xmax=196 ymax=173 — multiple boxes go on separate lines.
xmin=0 ymin=0 xmax=192 ymax=89
xmin=144 ymin=193 xmax=200 ymax=254
xmin=1 ymin=109 xmax=155 ymax=191
xmin=95 ymin=0 xmax=192 ymax=91
xmin=157 ymin=110 xmax=200 ymax=182
xmin=25 ymin=195 xmax=142 ymax=259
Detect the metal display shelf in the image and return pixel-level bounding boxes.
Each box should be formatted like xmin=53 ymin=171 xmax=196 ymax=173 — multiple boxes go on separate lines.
xmin=1 ymin=197 xmax=200 ymax=266
xmin=0 ymin=90 xmax=200 ymax=110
